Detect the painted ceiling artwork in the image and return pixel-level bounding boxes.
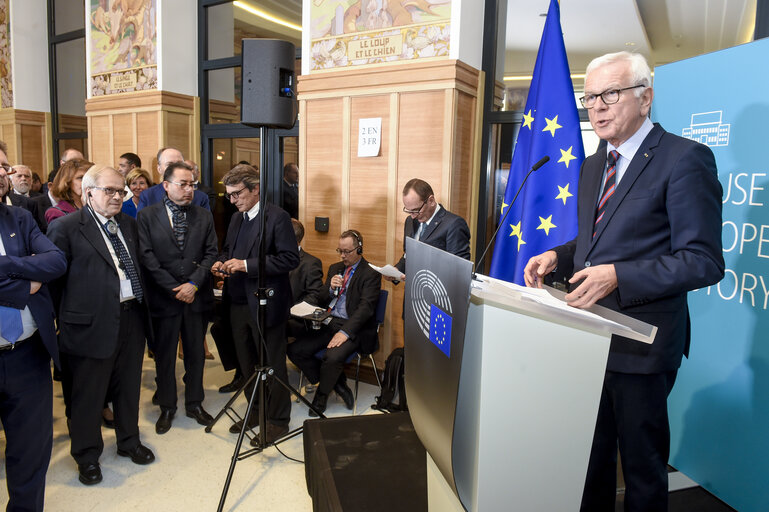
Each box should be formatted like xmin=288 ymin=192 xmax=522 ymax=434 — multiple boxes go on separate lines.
xmin=311 ymin=0 xmax=451 ymax=71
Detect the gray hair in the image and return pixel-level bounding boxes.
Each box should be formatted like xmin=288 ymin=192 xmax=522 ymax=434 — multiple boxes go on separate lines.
xmin=82 ymin=164 xmax=124 ymax=201
xmin=11 ymin=164 xmax=31 ymax=175
xmin=585 ymin=51 xmax=652 ymax=96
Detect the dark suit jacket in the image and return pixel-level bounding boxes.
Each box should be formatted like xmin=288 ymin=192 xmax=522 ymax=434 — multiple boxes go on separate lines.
xmin=552 ymin=124 xmax=724 ymax=374
xmin=6 ymin=193 xmax=45 ymax=233
xmin=137 ymin=183 xmax=211 ymax=212
xmin=137 ymin=202 xmax=218 ymax=317
xmin=290 ymin=248 xmax=323 ymax=305
xmin=0 ymin=204 xmax=66 ymax=366
xmin=220 ymin=203 xmax=299 ymax=328
xmin=47 ymin=208 xmax=151 ymax=359
xmin=317 ymin=258 xmax=381 ymax=354
xmin=395 ymin=205 xmax=471 ymax=272
xmin=282 ymin=181 xmax=298 ymax=219
xmin=30 ymin=193 xmax=53 ymax=232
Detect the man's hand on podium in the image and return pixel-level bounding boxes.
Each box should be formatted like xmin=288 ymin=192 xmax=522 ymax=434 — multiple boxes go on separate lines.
xmin=523 ymin=250 xmax=558 ymax=288
xmin=565 ymin=264 xmax=617 ymax=309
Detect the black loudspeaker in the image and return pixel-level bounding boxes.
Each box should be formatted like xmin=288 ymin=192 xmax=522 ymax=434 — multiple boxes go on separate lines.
xmin=241 ymin=39 xmax=297 ymax=129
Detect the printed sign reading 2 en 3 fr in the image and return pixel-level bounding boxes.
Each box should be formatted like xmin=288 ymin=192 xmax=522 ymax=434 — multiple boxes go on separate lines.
xmin=347 ymin=35 xmax=404 ymax=60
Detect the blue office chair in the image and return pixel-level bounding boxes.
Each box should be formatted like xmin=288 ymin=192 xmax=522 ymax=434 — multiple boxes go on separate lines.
xmin=298 ymin=289 xmax=387 ymax=415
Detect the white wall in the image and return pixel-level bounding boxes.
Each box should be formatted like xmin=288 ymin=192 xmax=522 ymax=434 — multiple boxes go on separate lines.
xmin=10 ymin=0 xmax=51 ymax=111
xmin=158 ymin=0 xmax=197 ymax=96
xmin=451 ymin=0 xmax=485 ymax=70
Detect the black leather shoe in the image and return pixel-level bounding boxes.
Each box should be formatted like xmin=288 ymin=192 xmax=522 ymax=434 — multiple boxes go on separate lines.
xmin=155 ymin=410 xmax=174 ymax=434
xmin=250 ymin=422 xmax=289 ymax=446
xmin=219 ymin=375 xmax=245 ymax=393
xmin=229 ymin=416 xmax=259 ymax=434
xmin=308 ymin=392 xmax=328 ymax=417
xmin=117 ymin=444 xmax=155 ymax=465
xmin=186 ymin=405 xmax=214 ymax=426
xmin=334 ymin=381 xmax=354 ymax=410
xmin=78 ymin=462 xmax=102 ymax=485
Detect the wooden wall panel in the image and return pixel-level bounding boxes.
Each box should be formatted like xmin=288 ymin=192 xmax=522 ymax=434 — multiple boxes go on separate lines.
xmin=166 ymin=111 xmax=192 ymax=159
xmin=137 ymin=111 xmax=159 ymax=175
xmin=89 ymin=116 xmax=111 ymax=164
xmin=0 ymin=109 xmax=52 ymax=174
xmin=298 ymin=60 xmax=483 ymax=370
xmin=112 ymin=113 xmax=135 ymax=165
xmin=302 ymin=98 xmax=345 ymax=270
xmin=20 ymin=124 xmax=44 ymax=175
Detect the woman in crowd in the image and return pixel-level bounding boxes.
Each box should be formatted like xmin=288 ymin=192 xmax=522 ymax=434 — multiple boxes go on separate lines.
xmin=45 ymin=158 xmax=93 ymax=224
xmin=121 ymin=168 xmax=153 ymax=218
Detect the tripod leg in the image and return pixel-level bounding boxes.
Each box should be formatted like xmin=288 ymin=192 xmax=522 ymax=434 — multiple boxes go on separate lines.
xmin=269 ymin=371 xmax=326 ymax=419
xmin=217 ymin=369 xmax=264 ymax=512
xmin=205 ymin=370 xmax=258 ymax=433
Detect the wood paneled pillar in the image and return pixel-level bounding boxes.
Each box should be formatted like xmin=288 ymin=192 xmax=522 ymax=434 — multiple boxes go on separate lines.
xmin=85 ymin=91 xmax=200 ymax=175
xmin=297 ymin=59 xmax=484 ymax=367
xmin=0 ymin=109 xmax=52 ymax=175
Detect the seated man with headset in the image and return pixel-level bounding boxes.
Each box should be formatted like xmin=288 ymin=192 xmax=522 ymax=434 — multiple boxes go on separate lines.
xmin=287 ymin=229 xmax=381 ymax=416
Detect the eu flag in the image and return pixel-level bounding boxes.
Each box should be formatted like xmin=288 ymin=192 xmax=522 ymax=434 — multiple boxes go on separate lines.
xmin=489 ymin=0 xmax=584 ymax=285
xmin=429 ymin=304 xmax=452 ymax=358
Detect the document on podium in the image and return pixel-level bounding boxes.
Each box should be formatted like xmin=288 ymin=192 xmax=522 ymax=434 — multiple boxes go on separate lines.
xmin=472 ymin=274 xmax=657 ymax=344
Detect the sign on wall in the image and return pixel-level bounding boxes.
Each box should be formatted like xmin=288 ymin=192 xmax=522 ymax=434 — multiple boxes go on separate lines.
xmin=310 ymin=0 xmax=451 ymax=71
xmin=90 ymin=0 xmax=157 ymax=96
xmin=653 ymin=38 xmax=769 ymax=512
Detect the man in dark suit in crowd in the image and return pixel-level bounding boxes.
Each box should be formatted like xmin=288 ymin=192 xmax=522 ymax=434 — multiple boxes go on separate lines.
xmin=0 ymin=160 xmax=45 ymax=233
xmin=288 ymin=230 xmax=381 ymax=416
xmin=524 ymin=51 xmax=724 ymax=511
xmin=138 ymin=161 xmax=218 ymax=434
xmin=137 ymin=147 xmax=210 ymax=212
xmin=187 ymin=159 xmax=218 ymax=214
xmin=9 ymin=164 xmax=41 ymax=198
xmin=392 ymin=178 xmax=471 ymax=281
xmin=117 ymin=152 xmax=141 ymax=177
xmin=287 ymin=219 xmax=324 ymax=338
xmin=48 ymin=165 xmax=155 ymax=486
xmin=211 ymin=164 xmax=299 ymax=444
xmin=0 ymin=144 xmax=67 ymax=512
xmin=282 ymin=162 xmax=299 ymax=219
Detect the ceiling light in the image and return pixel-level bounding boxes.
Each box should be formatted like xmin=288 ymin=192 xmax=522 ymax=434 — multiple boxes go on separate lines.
xmin=503 ymin=73 xmax=586 ymax=82
xmin=234 ymin=1 xmax=302 ymax=32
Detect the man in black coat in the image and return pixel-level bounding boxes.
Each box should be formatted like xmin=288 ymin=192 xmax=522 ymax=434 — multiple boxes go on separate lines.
xmin=288 ymin=230 xmax=381 ymax=416
xmin=281 ymin=163 xmax=299 ymax=219
xmin=287 ymin=219 xmax=324 ymax=338
xmin=0 ymin=143 xmax=67 ymax=511
xmin=393 ymin=178 xmax=470 ymax=281
xmin=212 ymin=164 xmax=299 ymax=443
xmin=0 ymin=165 xmax=45 ymax=233
xmin=48 ymin=165 xmax=155 ymax=486
xmin=138 ymin=162 xmax=219 ymax=434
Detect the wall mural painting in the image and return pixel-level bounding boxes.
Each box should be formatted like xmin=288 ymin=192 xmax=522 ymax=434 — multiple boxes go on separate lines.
xmin=310 ymin=0 xmax=451 ymax=71
xmin=90 ymin=0 xmax=157 ymax=96
xmin=0 ymin=0 xmax=12 ymax=108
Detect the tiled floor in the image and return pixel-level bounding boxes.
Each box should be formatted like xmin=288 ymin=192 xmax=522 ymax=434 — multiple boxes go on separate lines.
xmin=0 ymin=340 xmax=382 ymax=512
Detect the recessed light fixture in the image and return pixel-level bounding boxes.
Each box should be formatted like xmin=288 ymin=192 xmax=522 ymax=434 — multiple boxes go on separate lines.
xmin=625 ymin=42 xmax=636 ymax=46
xmin=234 ymin=1 xmax=302 ymax=32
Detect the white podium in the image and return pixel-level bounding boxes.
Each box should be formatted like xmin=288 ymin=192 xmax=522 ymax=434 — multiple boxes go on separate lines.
xmin=429 ymin=277 xmax=656 ymax=511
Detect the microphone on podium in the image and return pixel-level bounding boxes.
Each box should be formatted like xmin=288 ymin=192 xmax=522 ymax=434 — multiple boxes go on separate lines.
xmin=473 ymin=155 xmax=550 ymax=280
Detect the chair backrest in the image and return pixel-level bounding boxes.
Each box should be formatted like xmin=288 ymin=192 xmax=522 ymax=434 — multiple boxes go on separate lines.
xmin=375 ymin=289 xmax=388 ymax=329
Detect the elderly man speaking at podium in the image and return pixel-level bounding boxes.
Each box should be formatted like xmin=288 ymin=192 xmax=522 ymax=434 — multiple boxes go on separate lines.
xmin=523 ymin=52 xmax=724 ymax=511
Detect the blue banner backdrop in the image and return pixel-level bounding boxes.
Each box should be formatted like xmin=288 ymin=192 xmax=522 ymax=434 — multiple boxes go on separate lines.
xmin=653 ymin=38 xmax=769 ymax=511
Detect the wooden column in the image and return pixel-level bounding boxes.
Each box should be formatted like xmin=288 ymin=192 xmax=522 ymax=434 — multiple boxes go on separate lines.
xmin=297 ymin=59 xmax=484 ymax=368
xmin=0 ymin=109 xmax=53 ymax=175
xmin=85 ymin=90 xmax=200 ymax=173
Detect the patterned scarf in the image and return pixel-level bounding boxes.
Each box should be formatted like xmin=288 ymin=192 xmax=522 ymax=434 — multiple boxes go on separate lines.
xmin=163 ymin=195 xmax=188 ymax=249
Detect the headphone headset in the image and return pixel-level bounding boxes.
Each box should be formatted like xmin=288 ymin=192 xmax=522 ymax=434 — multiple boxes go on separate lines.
xmin=350 ymin=230 xmax=363 ymax=254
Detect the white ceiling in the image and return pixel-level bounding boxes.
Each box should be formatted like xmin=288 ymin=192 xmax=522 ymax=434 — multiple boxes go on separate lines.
xmin=504 ymin=0 xmax=756 ymax=79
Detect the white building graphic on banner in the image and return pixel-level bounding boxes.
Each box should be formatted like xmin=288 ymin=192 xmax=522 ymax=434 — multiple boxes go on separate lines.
xmin=681 ymin=110 xmax=730 ymax=146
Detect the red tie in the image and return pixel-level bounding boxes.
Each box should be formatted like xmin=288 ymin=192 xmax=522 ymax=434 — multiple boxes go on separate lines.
xmin=339 ymin=266 xmax=353 ymax=295
xmin=594 ymin=150 xmax=619 ymax=238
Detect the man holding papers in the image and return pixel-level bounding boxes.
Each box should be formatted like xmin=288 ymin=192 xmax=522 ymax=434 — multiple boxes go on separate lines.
xmin=523 ymin=52 xmax=724 ymax=511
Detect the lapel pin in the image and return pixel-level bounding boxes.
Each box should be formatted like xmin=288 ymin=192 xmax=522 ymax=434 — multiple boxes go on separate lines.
xmin=9 ymin=232 xmax=15 ymax=237
xmin=644 ymin=153 xmax=649 ymax=158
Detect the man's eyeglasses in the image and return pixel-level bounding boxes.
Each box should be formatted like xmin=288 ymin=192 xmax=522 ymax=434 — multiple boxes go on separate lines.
xmin=167 ymin=180 xmax=199 ymax=190
xmin=0 ymin=164 xmax=13 ymax=174
xmin=225 ymin=186 xmax=248 ymax=200
xmin=336 ymin=248 xmax=356 ymax=255
xmin=92 ymin=186 xmax=128 ymax=198
xmin=579 ymin=84 xmax=646 ymax=109
xmin=403 ymin=200 xmax=428 ymax=215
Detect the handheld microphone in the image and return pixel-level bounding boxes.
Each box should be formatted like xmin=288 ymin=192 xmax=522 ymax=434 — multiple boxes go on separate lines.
xmin=473 ymin=155 xmax=550 ymax=279
xmin=333 ymin=272 xmax=343 ymax=296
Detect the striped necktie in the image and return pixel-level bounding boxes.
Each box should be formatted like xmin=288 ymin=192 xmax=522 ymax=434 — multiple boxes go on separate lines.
xmin=594 ymin=150 xmax=619 ymax=238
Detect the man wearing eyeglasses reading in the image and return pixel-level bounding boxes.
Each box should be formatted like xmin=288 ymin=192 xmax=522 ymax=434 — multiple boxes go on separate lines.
xmin=523 ymin=52 xmax=724 ymax=511
xmin=389 ymin=178 xmax=471 ymax=282
xmin=48 ymin=165 xmax=155 ymax=486
xmin=287 ymin=230 xmax=381 ymax=416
